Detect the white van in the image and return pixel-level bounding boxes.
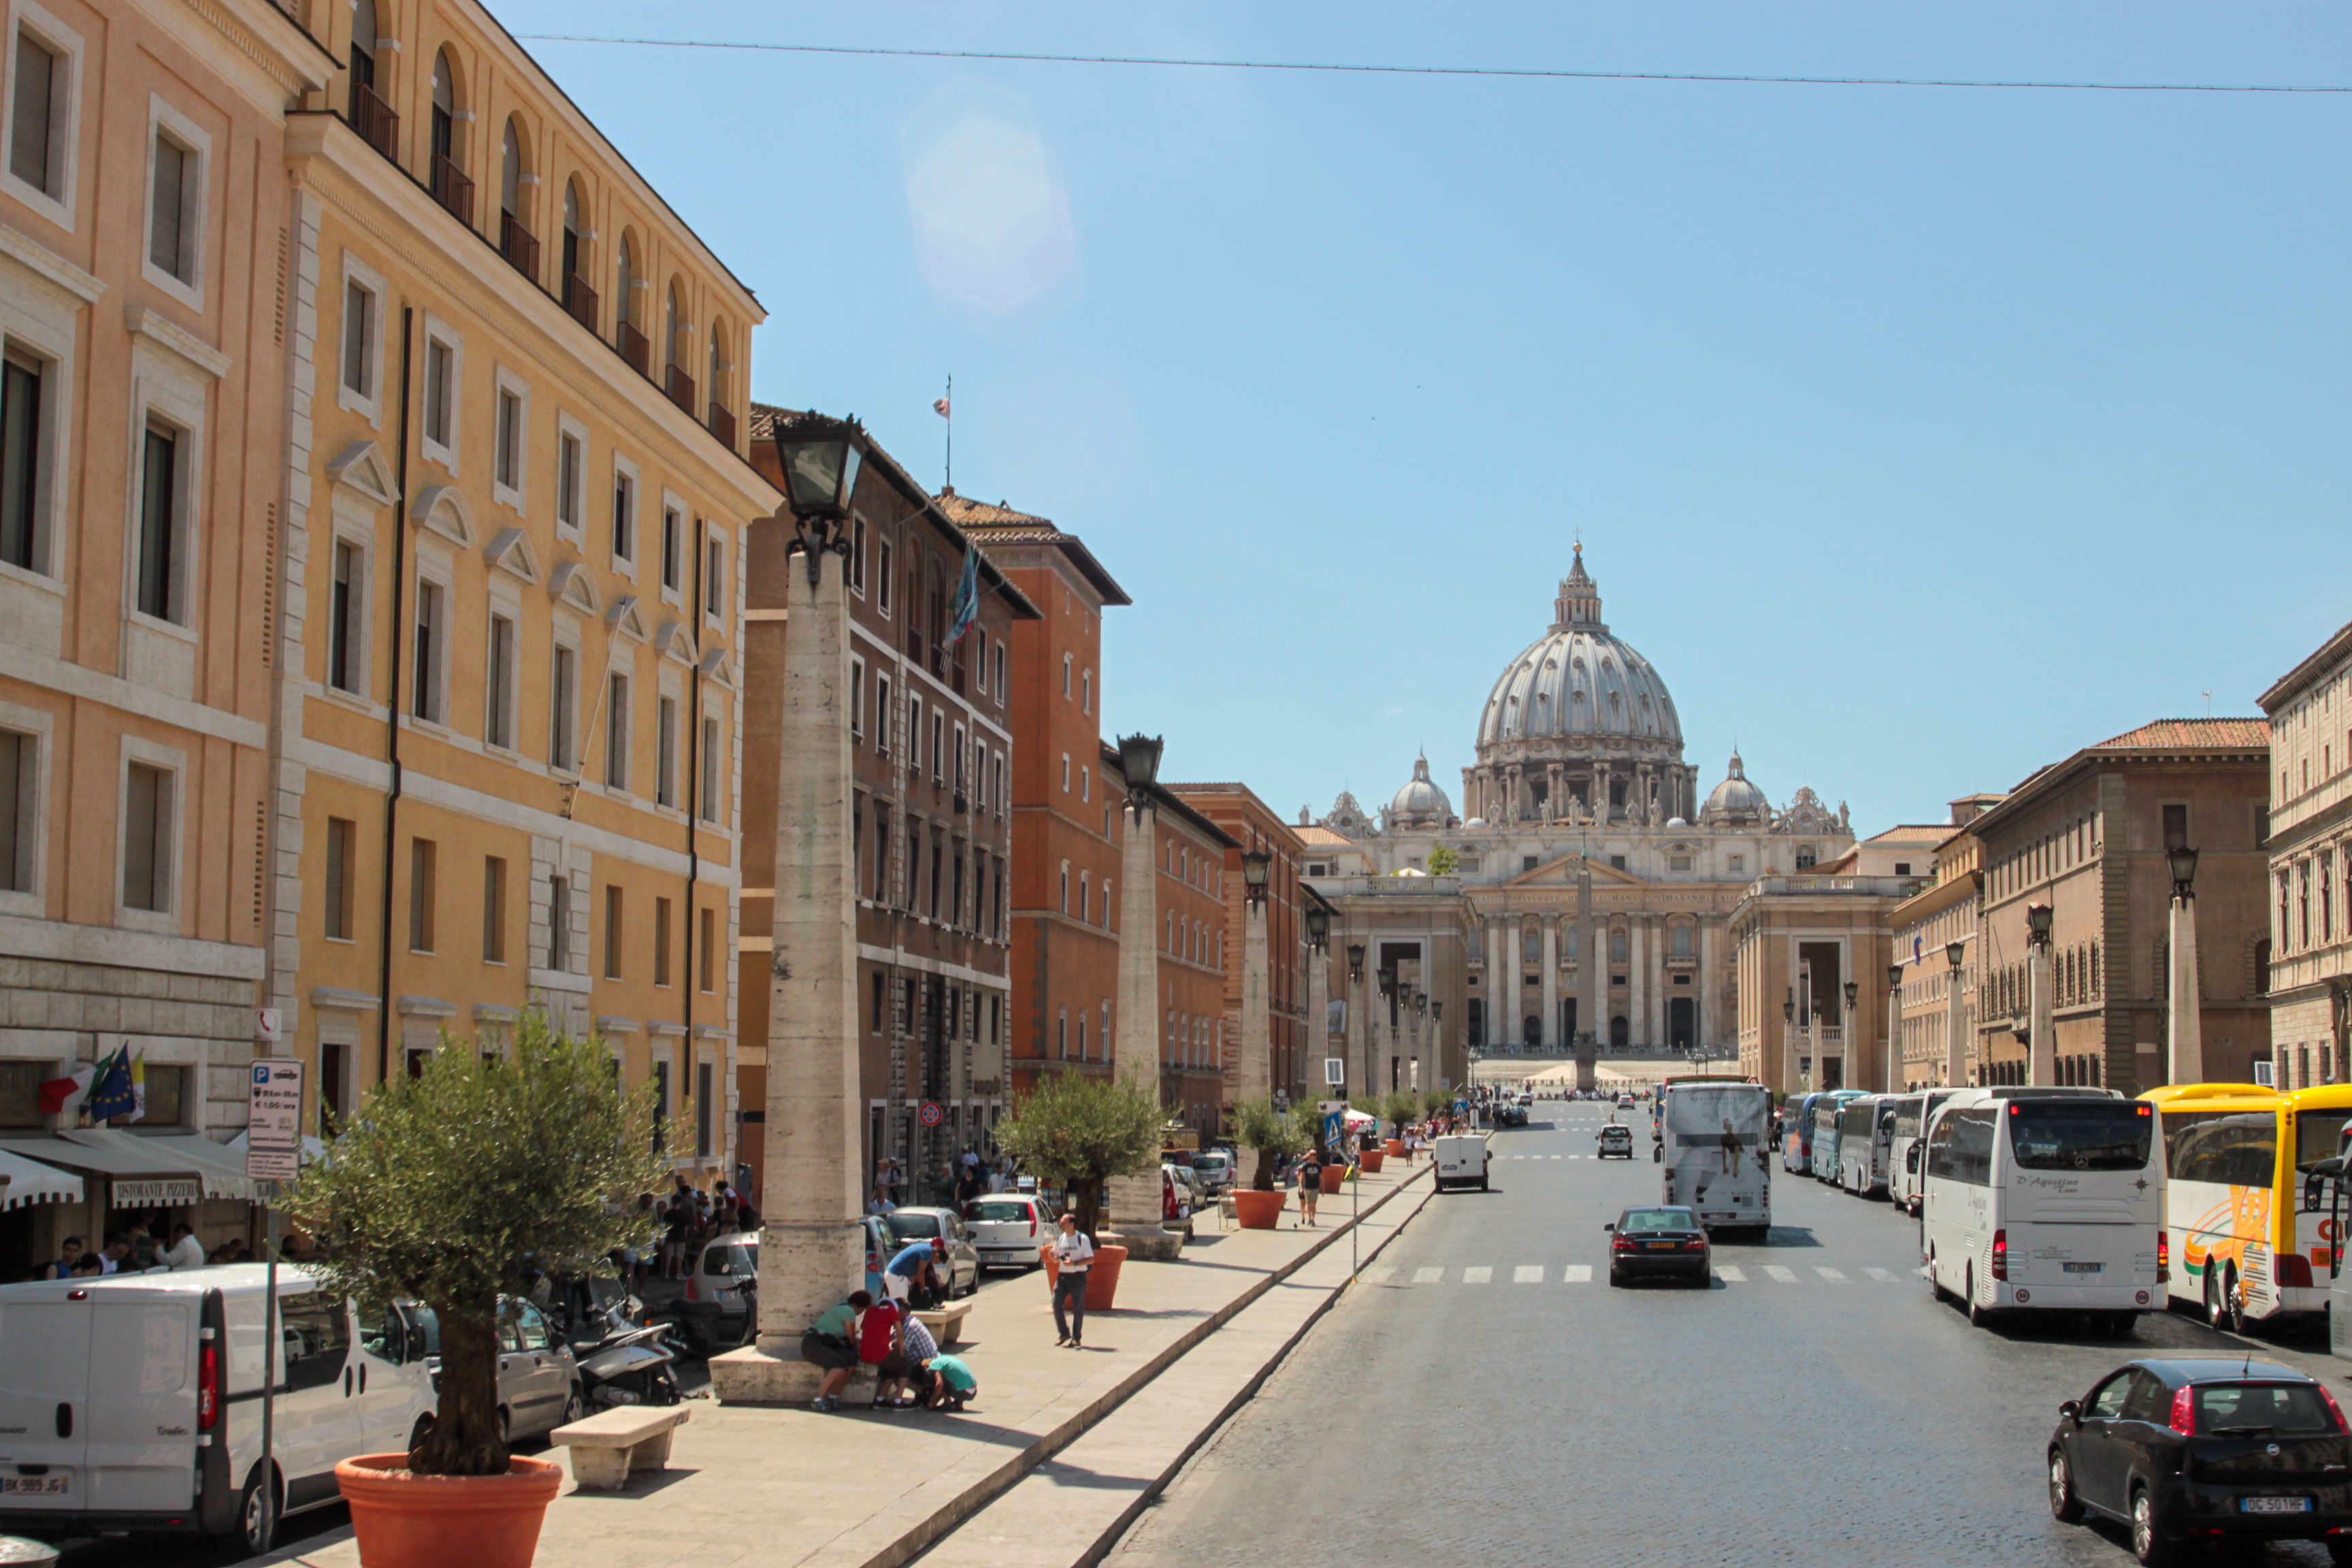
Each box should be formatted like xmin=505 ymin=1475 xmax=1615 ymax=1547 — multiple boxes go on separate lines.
xmin=0 ymin=1264 xmax=434 ymax=1554
xmin=1434 ymin=1135 xmax=1490 ymax=1192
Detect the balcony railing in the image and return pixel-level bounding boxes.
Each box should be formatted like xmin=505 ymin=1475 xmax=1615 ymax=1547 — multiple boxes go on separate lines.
xmin=708 ymin=402 xmax=736 ymax=449
xmin=350 ymin=82 xmax=399 ymax=162
xmin=618 ymin=320 xmax=651 ymax=377
xmin=430 ymin=155 xmax=474 ymax=227
xmin=498 ymin=212 xmax=539 ymax=281
xmin=666 ymin=365 xmax=696 ymax=416
xmin=562 ymin=273 xmax=598 ymax=333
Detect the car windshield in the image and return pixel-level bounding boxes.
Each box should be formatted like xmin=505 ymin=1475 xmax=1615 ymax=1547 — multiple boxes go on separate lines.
xmin=886 ymin=1213 xmax=943 ymax=1241
xmin=1622 ymin=1209 xmax=1696 ymax=1232
xmin=968 ymin=1200 xmax=1031 ymax=1222
xmin=2193 ymin=1382 xmax=2338 ymax=1436
xmin=2007 ymin=1101 xmax=2153 ymax=1171
xmin=701 ymin=1243 xmax=757 ymax=1277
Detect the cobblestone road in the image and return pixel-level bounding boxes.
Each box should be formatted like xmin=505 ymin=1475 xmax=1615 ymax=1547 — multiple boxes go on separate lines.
xmin=1113 ymin=1106 xmax=2342 ymax=1568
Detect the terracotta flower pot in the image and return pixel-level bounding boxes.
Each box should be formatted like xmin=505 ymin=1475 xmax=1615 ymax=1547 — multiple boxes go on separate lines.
xmin=1358 ymin=1148 xmax=1384 ymax=1174
xmin=1319 ymin=1165 xmax=1345 ymax=1194
xmin=1385 ymin=1139 xmax=1405 ymax=1158
xmin=336 ymin=1453 xmax=564 ymax=1568
xmin=1041 ymin=1241 xmax=1127 ymax=1308
xmin=1232 ymin=1189 xmax=1286 ymax=1229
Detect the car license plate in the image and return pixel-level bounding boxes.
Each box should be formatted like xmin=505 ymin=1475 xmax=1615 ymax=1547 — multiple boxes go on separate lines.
xmin=1646 ymin=1241 xmax=1675 ymax=1250
xmin=2242 ymin=1497 xmax=2313 ymax=1514
xmin=2063 ymin=1262 xmax=2103 ymax=1274
xmin=0 ymin=1477 xmax=65 ymax=1495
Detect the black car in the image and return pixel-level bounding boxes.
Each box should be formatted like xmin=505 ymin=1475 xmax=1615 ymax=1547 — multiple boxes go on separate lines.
xmin=2048 ymin=1356 xmax=2352 ymax=1565
xmin=1604 ymin=1205 xmax=1710 ymax=1288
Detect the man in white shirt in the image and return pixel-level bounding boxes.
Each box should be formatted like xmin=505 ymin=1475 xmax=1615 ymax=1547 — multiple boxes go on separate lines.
xmin=161 ymin=1223 xmax=207 ymax=1271
xmin=1050 ymin=1213 xmax=1094 ymax=1348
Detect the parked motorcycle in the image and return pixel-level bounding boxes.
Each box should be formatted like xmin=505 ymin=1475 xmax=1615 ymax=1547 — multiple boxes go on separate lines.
xmin=653 ymin=1281 xmax=757 ymax=1359
xmin=576 ymin=1296 xmax=683 ymax=1409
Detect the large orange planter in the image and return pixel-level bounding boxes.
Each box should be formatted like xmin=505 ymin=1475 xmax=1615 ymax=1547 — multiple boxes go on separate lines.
xmin=1385 ymin=1139 xmax=1405 ymax=1158
xmin=1232 ymin=1189 xmax=1286 ymax=1229
xmin=1319 ymin=1164 xmax=1345 ymax=1194
xmin=336 ymin=1453 xmax=563 ymax=1568
xmin=1040 ymin=1242 xmax=1129 ymax=1309
xmin=1358 ymin=1149 xmax=1386 ymax=1175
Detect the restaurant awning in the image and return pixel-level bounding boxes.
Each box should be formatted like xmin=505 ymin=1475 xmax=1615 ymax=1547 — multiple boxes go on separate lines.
xmin=1 ymin=1130 xmax=259 ymax=1205
xmin=0 ymin=1147 xmax=85 ymax=1210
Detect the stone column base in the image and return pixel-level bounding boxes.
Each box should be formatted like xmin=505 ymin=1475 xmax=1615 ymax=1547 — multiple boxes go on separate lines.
xmin=708 ymin=1339 xmax=829 ymax=1405
xmin=1100 ymin=1224 xmax=1186 ymax=1261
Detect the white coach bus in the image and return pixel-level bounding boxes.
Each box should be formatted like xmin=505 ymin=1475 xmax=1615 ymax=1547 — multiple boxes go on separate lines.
xmin=1888 ymin=1088 xmax=1963 ymax=1215
xmin=1835 ymin=1094 xmax=1893 ymax=1197
xmin=1659 ymin=1077 xmax=1774 ymax=1237
xmin=1921 ymin=1087 xmax=2165 ymax=1332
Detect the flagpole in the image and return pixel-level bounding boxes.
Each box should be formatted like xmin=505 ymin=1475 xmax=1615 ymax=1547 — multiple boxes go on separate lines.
xmin=943 ymin=374 xmax=953 ymax=491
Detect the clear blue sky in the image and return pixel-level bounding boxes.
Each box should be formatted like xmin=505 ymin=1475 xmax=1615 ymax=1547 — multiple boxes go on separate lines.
xmin=504 ymin=3 xmax=2349 ymax=833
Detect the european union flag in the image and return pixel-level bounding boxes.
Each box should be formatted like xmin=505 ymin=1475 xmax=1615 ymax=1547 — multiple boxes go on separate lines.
xmin=85 ymin=1047 xmax=134 ymax=1123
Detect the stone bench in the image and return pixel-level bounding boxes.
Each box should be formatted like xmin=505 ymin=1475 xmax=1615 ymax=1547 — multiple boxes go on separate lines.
xmin=550 ymin=1405 xmax=691 ymax=1491
xmin=913 ymin=1301 xmax=970 ymax=1348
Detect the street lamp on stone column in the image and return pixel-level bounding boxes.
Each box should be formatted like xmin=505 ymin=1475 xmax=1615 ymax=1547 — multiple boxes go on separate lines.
xmin=1345 ymin=941 xmax=1367 ymax=1107
xmin=2027 ymin=901 xmax=2055 ymax=1086
xmin=1841 ymin=979 xmax=1859 ymax=1092
xmin=1886 ymin=964 xmax=1906 ymax=1093
xmin=713 ymin=412 xmax=869 ymax=1403
xmin=1239 ymin=849 xmax=1273 ymax=1113
xmin=1784 ymin=991 xmax=1802 ymax=1094
xmin=2166 ymin=845 xmax=2203 ymax=1086
xmin=1945 ymin=941 xmax=1967 ymax=1088
xmin=1304 ymin=902 xmax=1333 ymax=1117
xmin=1105 ymin=731 xmax=1181 ymax=1257
xmin=1409 ymin=985 xmax=1427 ymax=1092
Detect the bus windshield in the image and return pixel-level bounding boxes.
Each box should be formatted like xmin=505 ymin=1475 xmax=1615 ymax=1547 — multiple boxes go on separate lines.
xmin=2296 ymin=1110 xmax=2352 ymax=1169
xmin=2008 ymin=1101 xmax=2152 ymax=1172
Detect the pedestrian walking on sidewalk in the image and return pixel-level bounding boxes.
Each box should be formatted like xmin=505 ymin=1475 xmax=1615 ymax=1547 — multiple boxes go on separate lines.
xmin=1050 ymin=1212 xmax=1093 ymax=1348
xmin=1296 ymin=1149 xmax=1322 ymax=1227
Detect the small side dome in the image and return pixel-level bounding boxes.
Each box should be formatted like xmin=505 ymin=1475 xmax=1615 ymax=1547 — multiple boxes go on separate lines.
xmin=1665 ymin=817 xmax=1689 ymax=830
xmin=1386 ymin=751 xmax=1453 ymax=830
xmin=1703 ymin=751 xmax=1768 ymax=823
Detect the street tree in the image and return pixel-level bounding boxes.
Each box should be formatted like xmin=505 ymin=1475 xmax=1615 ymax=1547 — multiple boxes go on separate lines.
xmin=1232 ymin=1096 xmax=1312 ymax=1190
xmin=993 ymin=1070 xmax=1163 ymax=1238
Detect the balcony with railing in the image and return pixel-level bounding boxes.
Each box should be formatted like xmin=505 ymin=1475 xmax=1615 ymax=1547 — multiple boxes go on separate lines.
xmin=498 ymin=212 xmax=539 ymax=282
xmin=618 ymin=320 xmax=651 ymax=377
xmin=666 ymin=365 xmax=696 ymax=417
xmin=708 ymin=402 xmax=736 ymax=450
xmin=430 ymin=156 xmax=474 ymax=227
xmin=350 ymin=83 xmax=399 ymax=162
xmin=562 ymin=273 xmax=598 ymax=334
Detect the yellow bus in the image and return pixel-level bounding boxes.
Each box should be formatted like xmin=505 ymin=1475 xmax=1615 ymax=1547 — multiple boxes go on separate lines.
xmin=2147 ymin=1085 xmax=2352 ymax=1332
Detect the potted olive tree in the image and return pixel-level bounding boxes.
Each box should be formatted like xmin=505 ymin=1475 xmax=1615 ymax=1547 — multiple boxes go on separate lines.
xmin=994 ymin=1070 xmax=1162 ymax=1308
xmin=1349 ymin=1095 xmax=1387 ymax=1173
xmin=287 ymin=1014 xmax=663 ymax=1568
xmin=1230 ymin=1098 xmax=1310 ymax=1228
xmin=1381 ymin=1090 xmax=1419 ymax=1158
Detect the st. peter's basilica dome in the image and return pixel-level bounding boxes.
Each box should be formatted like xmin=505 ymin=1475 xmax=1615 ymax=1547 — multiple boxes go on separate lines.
xmin=1474 ymin=548 xmax=1682 ymax=757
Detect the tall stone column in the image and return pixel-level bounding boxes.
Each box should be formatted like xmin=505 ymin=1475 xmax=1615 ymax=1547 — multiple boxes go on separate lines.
xmin=1104 ymin=798 xmax=1179 ymax=1258
xmin=2029 ymin=940 xmax=2055 ymax=1086
xmin=1540 ymin=919 xmax=1560 ymax=1052
xmin=1239 ymin=897 xmax=1270 ymax=1106
xmin=1629 ymin=920 xmax=1647 ymax=1052
xmin=2168 ymin=896 xmax=2204 ymax=1085
xmin=1305 ymin=939 xmax=1330 ymax=1113
xmin=1575 ymin=861 xmax=1599 ymax=1092
xmin=1946 ymin=956 xmax=1969 ymax=1087
xmin=1499 ymin=916 xmax=1520 ymax=1049
xmin=715 ymin=527 xmax=858 ymax=1404
xmin=1349 ymin=953 xmax=1371 ymax=1102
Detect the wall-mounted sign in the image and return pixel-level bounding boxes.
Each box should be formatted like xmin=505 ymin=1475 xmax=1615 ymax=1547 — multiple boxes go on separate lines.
xmin=113 ymin=1179 xmax=199 ymax=1209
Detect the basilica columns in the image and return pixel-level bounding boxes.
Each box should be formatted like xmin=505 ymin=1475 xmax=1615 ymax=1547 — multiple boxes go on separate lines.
xmin=1540 ymin=919 xmax=1561 ymax=1050
xmin=1499 ymin=916 xmax=1520 ymax=1046
xmin=1629 ymin=920 xmax=1648 ymax=1051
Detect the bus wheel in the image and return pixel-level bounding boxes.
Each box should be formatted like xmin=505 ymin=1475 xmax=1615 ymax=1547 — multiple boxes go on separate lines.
xmin=2208 ymin=1267 xmax=2245 ymax=1336
xmin=1966 ymin=1266 xmax=1992 ymax=1328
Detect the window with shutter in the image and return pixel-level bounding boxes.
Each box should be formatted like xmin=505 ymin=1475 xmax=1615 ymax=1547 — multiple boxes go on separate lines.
xmin=10 ymin=33 xmax=56 ymax=194
xmin=486 ymin=612 xmax=516 ymax=749
xmin=0 ymin=729 xmax=30 ymax=894
xmin=699 ymin=715 xmax=719 ymax=821
xmin=148 ymin=133 xmax=189 ymax=280
xmin=342 ymin=281 xmax=373 ymax=395
xmin=324 ymin=815 xmax=354 ymax=940
xmin=0 ymin=351 xmax=41 ymax=572
xmin=327 ymin=540 xmax=359 ymax=692
xmin=135 ymin=425 xmax=176 ymax=621
xmin=121 ymin=762 xmax=169 ymax=912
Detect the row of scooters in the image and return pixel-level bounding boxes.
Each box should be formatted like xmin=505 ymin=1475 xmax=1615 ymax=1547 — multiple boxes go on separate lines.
xmin=532 ymin=1273 xmax=757 ymax=1411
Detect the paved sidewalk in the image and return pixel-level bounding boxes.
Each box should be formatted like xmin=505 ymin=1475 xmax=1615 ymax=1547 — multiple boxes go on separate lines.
xmin=269 ymin=1162 xmax=1431 ymax=1568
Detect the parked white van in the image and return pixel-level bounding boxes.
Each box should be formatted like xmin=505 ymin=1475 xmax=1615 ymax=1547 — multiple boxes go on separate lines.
xmin=0 ymin=1264 xmax=434 ymax=1554
xmin=1434 ymin=1135 xmax=1490 ymax=1192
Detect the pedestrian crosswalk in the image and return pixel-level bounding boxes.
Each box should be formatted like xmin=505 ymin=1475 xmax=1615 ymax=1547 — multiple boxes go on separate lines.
xmin=1358 ymin=1262 xmax=1918 ymax=1288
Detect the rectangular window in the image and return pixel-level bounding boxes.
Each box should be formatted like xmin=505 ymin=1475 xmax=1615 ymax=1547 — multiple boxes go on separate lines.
xmin=651 ymin=1060 xmax=668 ymax=1156
xmin=878 ymin=539 xmax=893 ymax=614
xmin=548 ymin=874 xmax=570 ymax=969
xmin=148 ymin=129 xmax=193 ymax=282
xmin=851 ymin=517 xmax=866 ymax=593
xmin=0 ymin=731 xmax=26 ymax=894
xmin=932 ymin=713 xmax=944 ymax=782
xmin=323 ymin=815 xmax=355 ymax=941
xmin=655 ymin=695 xmax=678 ymax=807
xmin=993 ymin=640 xmax=1005 ymax=700
xmin=327 ymin=540 xmax=360 ymax=692
xmin=423 ymin=338 xmax=453 ymax=449
xmin=704 ymin=533 xmax=724 ymax=617
xmin=411 ymin=579 xmax=442 ymax=722
xmin=654 ymin=896 xmax=672 ymax=986
xmin=604 ymin=671 xmax=630 ymax=791
xmin=407 ymin=836 xmax=436 ymax=953
xmin=486 ymin=612 xmax=516 ymax=749
xmin=135 ymin=423 xmax=178 ymax=621
xmin=121 ymin=761 xmax=171 ymax=912
xmin=482 ymin=854 xmax=506 ymax=962
xmin=0 ymin=350 xmax=37 ymax=574
xmin=2162 ymin=803 xmax=2189 ymax=852
xmin=695 ymin=1060 xmax=713 ymax=1158
xmin=610 ymin=468 xmax=633 ymax=559
xmin=699 ymin=906 xmax=716 ymax=992
xmin=909 ymin=697 xmax=922 ymax=772
xmin=556 ymin=429 xmax=582 ymax=532
xmin=699 ymin=715 xmax=719 ymax=821
xmin=849 ymin=659 xmax=864 ymax=736
xmin=603 ymin=883 xmax=623 ymax=979
xmin=873 ymin=803 xmax=890 ymax=900
xmin=9 ymin=31 xmax=59 ymax=195
xmin=318 ymin=1043 xmax=348 ymax=1137
xmin=661 ymin=507 xmax=681 ymax=593
xmin=342 ymin=280 xmax=374 ymax=395
xmin=549 ymin=643 xmax=576 ymax=771
xmin=494 ymin=387 xmax=521 ymax=493
xmin=875 ymin=677 xmax=892 ymax=754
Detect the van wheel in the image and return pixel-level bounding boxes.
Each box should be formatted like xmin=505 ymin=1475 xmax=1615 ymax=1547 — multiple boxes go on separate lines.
xmin=239 ymin=1467 xmax=280 ymax=1555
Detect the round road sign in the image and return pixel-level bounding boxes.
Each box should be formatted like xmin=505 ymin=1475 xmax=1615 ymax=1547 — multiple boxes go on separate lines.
xmin=918 ymin=1100 xmax=945 ymax=1128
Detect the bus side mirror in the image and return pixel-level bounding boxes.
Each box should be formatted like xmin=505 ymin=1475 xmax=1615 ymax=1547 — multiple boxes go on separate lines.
xmin=1906 ymin=1146 xmax=1922 ymax=1173
xmin=2308 ymin=1173 xmax=2328 ymax=1213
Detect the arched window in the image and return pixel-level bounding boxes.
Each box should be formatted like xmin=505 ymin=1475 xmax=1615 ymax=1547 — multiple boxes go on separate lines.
xmin=664 ymin=281 xmax=682 ymax=373
xmin=560 ymin=179 xmax=593 ymax=326
xmin=497 ymin=118 xmax=534 ymax=275
xmin=706 ymin=318 xmax=730 ymax=429
xmin=664 ymin=280 xmax=692 ymax=410
xmin=429 ymin=50 xmax=469 ymax=223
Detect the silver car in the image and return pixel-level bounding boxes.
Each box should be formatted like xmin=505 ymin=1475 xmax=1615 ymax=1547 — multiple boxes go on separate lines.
xmin=962 ymin=1192 xmax=1050 ymax=1270
xmin=876 ymin=1207 xmax=982 ymax=1296
xmin=409 ymin=1298 xmax=583 ymax=1442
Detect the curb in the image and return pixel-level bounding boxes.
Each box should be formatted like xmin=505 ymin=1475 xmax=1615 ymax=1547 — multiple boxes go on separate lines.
xmin=837 ymin=1164 xmax=1436 ymax=1568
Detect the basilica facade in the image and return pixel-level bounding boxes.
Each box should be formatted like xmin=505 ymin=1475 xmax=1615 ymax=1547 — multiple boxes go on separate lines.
xmin=1303 ymin=550 xmax=1857 ymax=1071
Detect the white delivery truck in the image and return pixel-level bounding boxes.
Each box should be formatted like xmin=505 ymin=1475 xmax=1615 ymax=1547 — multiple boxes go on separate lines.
xmin=1434 ymin=1135 xmax=1490 ymax=1192
xmin=0 ymin=1264 xmax=436 ymax=1554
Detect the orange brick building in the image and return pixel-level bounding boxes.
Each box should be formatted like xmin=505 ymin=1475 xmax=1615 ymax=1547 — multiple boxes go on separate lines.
xmin=1171 ymin=784 xmax=1311 ymax=1110
xmin=1122 ymin=745 xmax=1237 ymax=1137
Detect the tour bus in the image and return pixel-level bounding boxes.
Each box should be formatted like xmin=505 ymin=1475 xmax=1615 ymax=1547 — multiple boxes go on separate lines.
xmin=1921 ymin=1086 xmax=2162 ymax=1329
xmin=1808 ymin=1089 xmax=1869 ymax=1183
xmin=1658 ymin=1076 xmax=1774 ymax=1235
xmin=1781 ymin=1092 xmax=1825 ymax=1173
xmin=1888 ymin=1088 xmax=1963 ymax=1215
xmin=1835 ymin=1094 xmax=1895 ymax=1197
xmin=2150 ymin=1085 xmax=2352 ymax=1331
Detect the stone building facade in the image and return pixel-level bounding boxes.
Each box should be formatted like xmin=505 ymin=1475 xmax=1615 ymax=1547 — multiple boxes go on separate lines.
xmin=2260 ymin=621 xmax=2352 ymax=1090
xmin=1889 ymin=811 xmax=1993 ymax=1089
xmin=1169 ymin=783 xmax=1309 ymax=1109
xmin=737 ymin=411 xmax=1032 ymax=1207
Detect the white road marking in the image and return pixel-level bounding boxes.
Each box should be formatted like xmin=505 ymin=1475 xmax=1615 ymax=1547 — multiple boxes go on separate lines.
xmin=1550 ymin=1154 xmax=1563 ymax=1160
xmin=1412 ymin=1267 xmax=1443 ymax=1284
xmin=1815 ymin=1267 xmax=1848 ymax=1284
xmin=1717 ymin=1265 xmax=1747 ymax=1282
xmin=1564 ymin=1264 xmax=1592 ymax=1283
xmin=1764 ymin=1265 xmax=1800 ymax=1284
xmin=1864 ymin=1267 xmax=1898 ymax=1283
xmin=1364 ymin=1266 xmax=1397 ymax=1284
xmin=1463 ymin=1266 xmax=1493 ymax=1284
xmin=1514 ymin=1265 xmax=1546 ymax=1283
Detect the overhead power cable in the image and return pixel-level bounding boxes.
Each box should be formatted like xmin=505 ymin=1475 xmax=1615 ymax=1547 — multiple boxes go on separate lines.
xmin=510 ymin=35 xmax=2351 ymax=95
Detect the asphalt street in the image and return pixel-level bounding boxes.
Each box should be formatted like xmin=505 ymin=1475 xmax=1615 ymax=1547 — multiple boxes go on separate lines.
xmin=1113 ymin=1103 xmax=2348 ymax=1568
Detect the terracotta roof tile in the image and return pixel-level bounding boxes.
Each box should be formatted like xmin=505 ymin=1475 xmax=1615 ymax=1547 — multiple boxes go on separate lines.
xmin=2091 ymin=717 xmax=2271 ymax=751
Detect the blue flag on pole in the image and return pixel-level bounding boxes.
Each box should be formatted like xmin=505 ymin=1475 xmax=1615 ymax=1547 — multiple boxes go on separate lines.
xmin=946 ymin=544 xmax=980 ymax=647
xmin=85 ymin=1045 xmax=134 ymax=1122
